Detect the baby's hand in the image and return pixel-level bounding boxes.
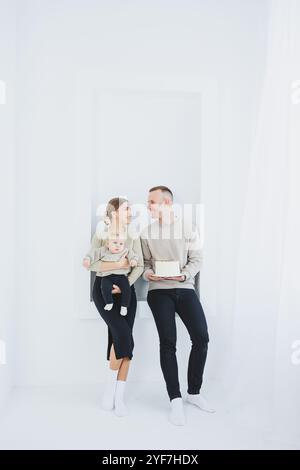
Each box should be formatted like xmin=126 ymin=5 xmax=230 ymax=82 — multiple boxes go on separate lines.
xmin=82 ymin=257 xmax=91 ymax=269
xmin=130 ymin=259 xmax=138 ymax=267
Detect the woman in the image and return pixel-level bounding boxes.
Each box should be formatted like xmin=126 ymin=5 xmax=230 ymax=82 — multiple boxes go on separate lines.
xmin=82 ymin=197 xmax=144 ymax=416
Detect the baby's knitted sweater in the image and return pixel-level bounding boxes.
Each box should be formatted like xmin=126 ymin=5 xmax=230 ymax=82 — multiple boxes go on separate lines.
xmin=85 ymin=239 xmax=140 ymax=278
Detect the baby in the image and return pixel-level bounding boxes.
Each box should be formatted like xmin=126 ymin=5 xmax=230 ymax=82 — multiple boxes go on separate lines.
xmin=84 ymin=232 xmax=138 ymax=316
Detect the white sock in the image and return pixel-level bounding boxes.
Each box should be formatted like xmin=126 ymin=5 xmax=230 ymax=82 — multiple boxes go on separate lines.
xmin=101 ymin=367 xmax=118 ymax=411
xmin=186 ymin=393 xmax=216 ymax=413
xmin=120 ymin=306 xmax=127 ymax=316
xmin=169 ymin=397 xmax=185 ymax=426
xmin=104 ymin=303 xmax=113 ymax=311
xmin=114 ymin=380 xmax=128 ymax=417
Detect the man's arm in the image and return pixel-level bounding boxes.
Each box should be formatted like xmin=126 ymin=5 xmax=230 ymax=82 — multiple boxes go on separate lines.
xmin=141 ymin=235 xmax=155 ymax=281
xmin=181 ymin=225 xmax=203 ymax=281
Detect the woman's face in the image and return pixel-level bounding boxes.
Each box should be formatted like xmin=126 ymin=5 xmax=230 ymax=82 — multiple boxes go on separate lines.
xmin=116 ymin=201 xmax=132 ymax=225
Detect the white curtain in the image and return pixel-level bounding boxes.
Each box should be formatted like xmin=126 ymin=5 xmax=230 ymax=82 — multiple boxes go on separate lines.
xmin=228 ymin=0 xmax=300 ymax=445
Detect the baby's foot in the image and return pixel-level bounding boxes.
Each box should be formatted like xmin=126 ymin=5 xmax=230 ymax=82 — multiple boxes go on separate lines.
xmin=104 ymin=303 xmax=113 ymax=311
xmin=120 ymin=306 xmax=127 ymax=316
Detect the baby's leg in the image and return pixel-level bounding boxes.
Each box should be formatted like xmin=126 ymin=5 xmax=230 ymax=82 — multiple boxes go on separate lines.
xmin=116 ymin=276 xmax=131 ymax=316
xmin=101 ymin=276 xmax=114 ymax=310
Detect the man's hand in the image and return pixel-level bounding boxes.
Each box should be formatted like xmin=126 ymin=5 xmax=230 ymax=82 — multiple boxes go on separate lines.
xmin=146 ymin=269 xmax=186 ymax=282
xmin=163 ymin=275 xmax=186 ymax=282
xmin=118 ymin=257 xmax=130 ymax=269
xmin=147 ymin=272 xmax=165 ymax=281
xmin=112 ymin=284 xmax=121 ymax=294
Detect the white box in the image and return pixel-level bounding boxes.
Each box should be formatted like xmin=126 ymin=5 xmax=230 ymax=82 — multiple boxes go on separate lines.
xmin=154 ymin=260 xmax=181 ymax=277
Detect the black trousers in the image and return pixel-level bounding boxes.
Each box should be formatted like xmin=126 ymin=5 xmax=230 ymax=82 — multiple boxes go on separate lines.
xmin=147 ymin=288 xmax=209 ymax=401
xmin=92 ymin=276 xmax=137 ymax=360
xmin=101 ymin=274 xmax=131 ymax=307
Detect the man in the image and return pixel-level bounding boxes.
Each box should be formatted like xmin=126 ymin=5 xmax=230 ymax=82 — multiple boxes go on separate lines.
xmin=141 ymin=185 xmax=215 ymax=426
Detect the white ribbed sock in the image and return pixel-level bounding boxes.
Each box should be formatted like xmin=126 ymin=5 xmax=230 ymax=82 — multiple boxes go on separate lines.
xmin=169 ymin=397 xmax=185 ymax=426
xmin=186 ymin=393 xmax=215 ymax=413
xmin=104 ymin=303 xmax=113 ymax=311
xmin=101 ymin=367 xmax=118 ymax=411
xmin=114 ymin=380 xmax=128 ymax=417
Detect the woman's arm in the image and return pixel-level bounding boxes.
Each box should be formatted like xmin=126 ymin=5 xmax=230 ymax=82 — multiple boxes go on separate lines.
xmin=84 ymin=232 xmax=102 ymax=265
xmin=84 ymin=232 xmax=107 ymax=272
xmin=127 ymin=237 xmax=144 ymax=286
xmin=88 ymin=258 xmax=129 ymax=272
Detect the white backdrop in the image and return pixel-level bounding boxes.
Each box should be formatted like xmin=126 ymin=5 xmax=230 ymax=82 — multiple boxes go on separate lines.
xmin=1 ymin=0 xmax=286 ymax=440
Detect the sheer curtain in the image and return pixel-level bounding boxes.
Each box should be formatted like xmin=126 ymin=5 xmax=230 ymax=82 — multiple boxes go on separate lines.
xmin=227 ymin=0 xmax=300 ymax=445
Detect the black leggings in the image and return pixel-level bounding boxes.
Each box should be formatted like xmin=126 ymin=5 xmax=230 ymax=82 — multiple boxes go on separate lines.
xmin=92 ymin=276 xmax=137 ymax=360
xmin=147 ymin=288 xmax=209 ymax=401
xmin=101 ymin=274 xmax=131 ymax=307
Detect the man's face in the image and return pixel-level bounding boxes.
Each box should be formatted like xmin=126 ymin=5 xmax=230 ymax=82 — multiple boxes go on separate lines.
xmin=147 ymin=190 xmax=164 ymax=219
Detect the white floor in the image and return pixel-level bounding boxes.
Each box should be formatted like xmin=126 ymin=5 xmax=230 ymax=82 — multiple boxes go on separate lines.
xmin=0 ymin=381 xmax=298 ymax=450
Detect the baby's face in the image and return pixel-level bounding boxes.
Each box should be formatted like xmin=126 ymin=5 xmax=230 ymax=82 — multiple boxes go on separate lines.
xmin=108 ymin=238 xmax=125 ymax=254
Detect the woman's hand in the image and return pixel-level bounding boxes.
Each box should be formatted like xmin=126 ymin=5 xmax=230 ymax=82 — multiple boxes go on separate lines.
xmin=112 ymin=284 xmax=121 ymax=294
xmin=82 ymin=258 xmax=91 ymax=269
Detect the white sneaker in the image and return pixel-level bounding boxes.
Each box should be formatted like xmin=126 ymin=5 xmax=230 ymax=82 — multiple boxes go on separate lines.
xmin=186 ymin=393 xmax=215 ymax=413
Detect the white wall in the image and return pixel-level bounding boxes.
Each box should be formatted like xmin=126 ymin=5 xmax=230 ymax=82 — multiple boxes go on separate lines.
xmin=13 ymin=0 xmax=269 ymax=387
xmin=0 ymin=0 xmax=17 ymax=410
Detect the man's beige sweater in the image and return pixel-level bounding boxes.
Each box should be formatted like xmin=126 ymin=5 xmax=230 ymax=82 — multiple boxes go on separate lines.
xmin=141 ymin=215 xmax=203 ymax=291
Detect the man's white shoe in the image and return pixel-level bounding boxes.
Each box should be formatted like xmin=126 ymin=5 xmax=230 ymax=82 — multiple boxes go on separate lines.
xmin=186 ymin=393 xmax=216 ymax=413
xmin=169 ymin=397 xmax=185 ymax=426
